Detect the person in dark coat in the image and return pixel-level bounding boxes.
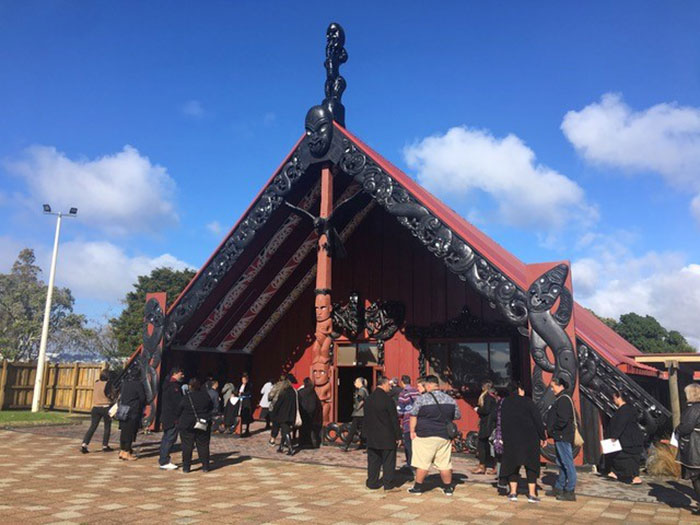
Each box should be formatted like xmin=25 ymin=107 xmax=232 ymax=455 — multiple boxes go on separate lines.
xmin=118 ymin=366 xmax=146 ymax=461
xmin=606 ymin=390 xmax=644 ymax=484
xmin=177 ymin=378 xmax=213 ymax=473
xmin=344 ymin=377 xmax=369 ymax=452
xmin=237 ymin=373 xmax=253 ymax=437
xmin=270 ymin=374 xmax=298 ymax=455
xmin=677 ymin=383 xmax=700 ymax=513
xmin=546 ymin=377 xmax=577 ymax=501
xmin=473 ymin=379 xmax=497 ymax=474
xmin=158 ymin=367 xmax=184 ymax=470
xmin=363 ymin=377 xmax=402 ymax=490
xmin=500 ymin=382 xmax=546 ymax=502
xmin=298 ymin=377 xmax=320 ymax=449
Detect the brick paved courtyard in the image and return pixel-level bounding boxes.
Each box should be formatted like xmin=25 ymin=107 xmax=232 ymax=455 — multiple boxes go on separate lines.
xmin=1 ymin=422 xmax=699 ymax=524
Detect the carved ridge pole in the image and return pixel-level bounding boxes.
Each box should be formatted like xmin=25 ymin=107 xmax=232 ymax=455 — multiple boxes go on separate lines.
xmin=312 ymin=167 xmax=334 ymax=426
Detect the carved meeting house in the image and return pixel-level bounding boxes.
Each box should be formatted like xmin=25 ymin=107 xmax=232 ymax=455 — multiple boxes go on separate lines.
xmin=121 ymin=23 xmax=671 ymax=466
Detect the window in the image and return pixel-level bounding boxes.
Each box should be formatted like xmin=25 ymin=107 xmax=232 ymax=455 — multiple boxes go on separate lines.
xmin=426 ymin=340 xmax=511 ymax=390
xmin=336 ymin=343 xmax=379 ymax=366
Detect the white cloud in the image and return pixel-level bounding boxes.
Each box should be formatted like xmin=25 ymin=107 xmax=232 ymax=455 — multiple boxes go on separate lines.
xmin=572 ymin=238 xmax=700 ymax=349
xmin=57 ymin=240 xmax=193 ymax=304
xmin=206 ymin=220 xmax=223 ymax=235
xmin=404 ymin=126 xmax=597 ymax=231
xmin=4 ymin=145 xmax=178 ymax=235
xmin=181 ymin=100 xmax=205 ymax=118
xmin=562 ymin=93 xmax=700 ymax=223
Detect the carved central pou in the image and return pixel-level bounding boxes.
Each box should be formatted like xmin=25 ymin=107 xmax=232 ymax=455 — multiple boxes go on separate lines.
xmin=312 ymin=290 xmax=333 ymax=424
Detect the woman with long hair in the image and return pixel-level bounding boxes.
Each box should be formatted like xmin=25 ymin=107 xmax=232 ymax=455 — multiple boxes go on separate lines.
xmin=177 ymin=378 xmax=213 ymax=473
xmin=472 ymin=379 xmax=497 ymax=475
xmin=271 ymin=374 xmax=298 ymax=455
xmin=677 ymin=383 xmax=700 ymax=514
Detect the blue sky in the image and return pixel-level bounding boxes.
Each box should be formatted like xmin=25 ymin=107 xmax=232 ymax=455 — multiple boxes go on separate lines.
xmin=1 ymin=1 xmax=699 ymax=345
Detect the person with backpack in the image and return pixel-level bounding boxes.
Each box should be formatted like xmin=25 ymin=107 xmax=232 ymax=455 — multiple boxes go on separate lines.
xmin=546 ymin=377 xmax=578 ymax=501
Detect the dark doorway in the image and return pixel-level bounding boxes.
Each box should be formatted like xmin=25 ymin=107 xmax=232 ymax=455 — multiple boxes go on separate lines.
xmin=337 ymin=366 xmax=374 ymax=423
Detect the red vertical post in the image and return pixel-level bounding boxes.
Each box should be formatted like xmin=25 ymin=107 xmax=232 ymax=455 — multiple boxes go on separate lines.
xmin=311 ymin=167 xmax=335 ymax=426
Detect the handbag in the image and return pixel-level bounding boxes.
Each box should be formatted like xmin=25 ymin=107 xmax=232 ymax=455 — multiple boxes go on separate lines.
xmin=429 ymin=392 xmax=459 ymax=440
xmin=489 ymin=399 xmax=504 ymax=455
xmin=187 ymin=392 xmax=209 ymax=431
xmin=563 ymin=395 xmax=584 ymax=447
xmin=108 ymin=403 xmax=119 ymax=419
xmin=114 ymin=403 xmax=131 ymax=422
xmin=293 ymin=388 xmax=302 ymax=428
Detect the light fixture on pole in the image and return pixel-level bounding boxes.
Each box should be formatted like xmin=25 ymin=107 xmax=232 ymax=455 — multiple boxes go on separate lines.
xmin=31 ymin=204 xmax=78 ymax=412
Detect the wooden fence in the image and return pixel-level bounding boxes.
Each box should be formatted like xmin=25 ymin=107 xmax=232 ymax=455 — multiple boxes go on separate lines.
xmin=0 ymin=361 xmax=106 ymax=412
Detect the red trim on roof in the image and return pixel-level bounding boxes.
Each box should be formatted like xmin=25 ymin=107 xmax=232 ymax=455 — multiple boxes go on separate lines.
xmin=165 ymin=134 xmax=306 ymax=318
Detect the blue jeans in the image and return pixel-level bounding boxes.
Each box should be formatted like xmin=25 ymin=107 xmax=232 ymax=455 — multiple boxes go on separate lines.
xmin=554 ymin=441 xmax=577 ymax=492
xmin=402 ymin=431 xmax=412 ymax=466
xmin=159 ymin=426 xmax=179 ymax=466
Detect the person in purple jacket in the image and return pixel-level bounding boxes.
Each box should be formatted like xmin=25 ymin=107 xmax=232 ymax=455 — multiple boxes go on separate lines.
xmin=397 ymin=375 xmax=422 ymax=468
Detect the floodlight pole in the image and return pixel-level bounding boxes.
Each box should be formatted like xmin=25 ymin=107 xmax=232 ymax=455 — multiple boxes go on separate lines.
xmin=31 ymin=210 xmax=71 ymax=412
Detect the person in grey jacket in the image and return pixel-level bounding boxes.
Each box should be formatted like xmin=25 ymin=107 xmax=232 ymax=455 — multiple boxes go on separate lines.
xmin=343 ymin=377 xmax=369 ymax=452
xmin=677 ymin=383 xmax=700 ymax=513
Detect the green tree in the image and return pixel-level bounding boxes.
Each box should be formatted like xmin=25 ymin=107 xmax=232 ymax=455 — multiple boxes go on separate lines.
xmin=109 ymin=267 xmax=195 ymax=357
xmin=591 ymin=310 xmax=695 ymax=353
xmin=0 ymin=249 xmax=89 ymax=360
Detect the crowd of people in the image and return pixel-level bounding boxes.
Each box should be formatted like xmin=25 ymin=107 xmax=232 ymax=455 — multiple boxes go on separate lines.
xmin=79 ymin=366 xmax=700 ymax=508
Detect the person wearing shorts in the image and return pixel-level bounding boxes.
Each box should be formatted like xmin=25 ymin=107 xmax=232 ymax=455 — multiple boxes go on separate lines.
xmin=407 ymin=375 xmax=461 ymax=496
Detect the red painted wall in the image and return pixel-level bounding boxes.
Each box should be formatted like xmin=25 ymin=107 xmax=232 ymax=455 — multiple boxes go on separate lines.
xmin=249 ymin=206 xmax=531 ymax=434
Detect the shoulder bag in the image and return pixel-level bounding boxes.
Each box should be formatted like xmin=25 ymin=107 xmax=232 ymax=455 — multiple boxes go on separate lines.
xmin=187 ymin=393 xmax=209 ymax=431
xmin=428 ymin=392 xmax=459 ymax=440
xmin=563 ymin=394 xmax=584 ymax=447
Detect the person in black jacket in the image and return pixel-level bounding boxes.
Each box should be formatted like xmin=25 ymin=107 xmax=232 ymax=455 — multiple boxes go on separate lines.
xmin=177 ymin=378 xmax=213 ymax=473
xmin=298 ymin=377 xmax=320 ymax=449
xmin=500 ymin=382 xmax=546 ymax=503
xmin=545 ymin=377 xmax=577 ymax=501
xmin=677 ymin=383 xmax=700 ymax=512
xmin=118 ymin=366 xmax=146 ymax=461
xmin=363 ymin=377 xmax=402 ymax=491
xmin=270 ymin=374 xmax=298 ymax=455
xmin=606 ymin=390 xmax=644 ymax=484
xmin=158 ymin=367 xmax=184 ymax=470
xmin=473 ymin=380 xmax=497 ymax=475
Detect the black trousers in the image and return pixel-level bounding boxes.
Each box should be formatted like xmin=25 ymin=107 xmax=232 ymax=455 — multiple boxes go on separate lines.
xmin=366 ymin=448 xmax=397 ymax=489
xmin=507 ymin=466 xmax=538 ymax=484
xmin=270 ymin=421 xmax=280 ymax=439
xmin=83 ymin=406 xmax=111 ymax=447
xmin=611 ymin=450 xmax=641 ymax=481
xmin=345 ymin=416 xmax=365 ymax=448
xmin=119 ymin=418 xmax=138 ymax=452
xmin=180 ymin=427 xmax=211 ymax=471
xmin=280 ymin=422 xmax=293 ymax=445
xmin=477 ymin=437 xmax=495 ymax=467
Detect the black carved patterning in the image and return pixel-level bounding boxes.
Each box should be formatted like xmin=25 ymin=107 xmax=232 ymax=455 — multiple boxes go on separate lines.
xmin=140 ymin=297 xmax=164 ymax=428
xmin=323 ymin=22 xmax=348 ymax=126
xmin=577 ymin=341 xmax=670 ymax=441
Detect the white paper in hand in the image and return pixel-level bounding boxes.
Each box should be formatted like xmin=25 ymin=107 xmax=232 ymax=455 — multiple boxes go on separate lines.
xmin=670 ymin=432 xmax=679 ymax=448
xmin=600 ymin=438 xmax=622 ymax=454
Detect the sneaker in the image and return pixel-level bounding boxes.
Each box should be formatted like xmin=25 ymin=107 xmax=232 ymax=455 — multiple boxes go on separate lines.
xmin=159 ymin=463 xmax=179 ymax=471
xmin=102 ymin=446 xmax=113 ymax=452
xmin=442 ymin=485 xmax=454 ymax=496
xmin=545 ymin=487 xmax=561 ymax=497
xmin=556 ymin=490 xmax=576 ymax=502
xmin=80 ymin=445 xmax=89 ymax=454
xmin=407 ymin=484 xmax=425 ymax=495
xmin=527 ymin=495 xmax=540 ymax=503
xmin=508 ymin=493 xmax=518 ymax=502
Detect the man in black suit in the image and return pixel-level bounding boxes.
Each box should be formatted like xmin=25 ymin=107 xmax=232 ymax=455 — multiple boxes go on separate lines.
xmin=363 ymin=376 xmax=402 ymax=491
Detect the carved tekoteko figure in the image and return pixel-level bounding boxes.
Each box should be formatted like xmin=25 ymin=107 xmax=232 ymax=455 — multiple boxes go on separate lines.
xmin=305 ymin=105 xmax=333 ymax=159
xmin=312 ymin=290 xmax=334 ymax=424
xmin=323 ymin=22 xmax=347 ymax=126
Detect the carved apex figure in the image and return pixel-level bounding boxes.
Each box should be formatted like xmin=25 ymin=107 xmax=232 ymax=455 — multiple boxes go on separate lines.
xmin=323 ymin=22 xmax=347 ymax=126
xmin=312 ymin=289 xmax=334 ymax=424
xmin=305 ymin=105 xmax=333 ymax=158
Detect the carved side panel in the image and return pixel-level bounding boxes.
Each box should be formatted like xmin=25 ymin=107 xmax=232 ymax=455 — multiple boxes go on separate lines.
xmin=140 ymin=293 xmax=165 ymax=429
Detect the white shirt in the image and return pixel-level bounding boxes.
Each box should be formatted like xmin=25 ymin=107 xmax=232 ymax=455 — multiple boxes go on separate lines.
xmin=259 ymin=381 xmax=273 ymax=408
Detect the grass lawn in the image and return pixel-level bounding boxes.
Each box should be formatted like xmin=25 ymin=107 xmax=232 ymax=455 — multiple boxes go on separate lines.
xmin=0 ymin=410 xmax=86 ymax=426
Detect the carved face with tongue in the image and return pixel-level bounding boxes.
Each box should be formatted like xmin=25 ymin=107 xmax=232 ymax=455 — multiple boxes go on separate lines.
xmin=305 ymin=105 xmax=333 ymax=158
